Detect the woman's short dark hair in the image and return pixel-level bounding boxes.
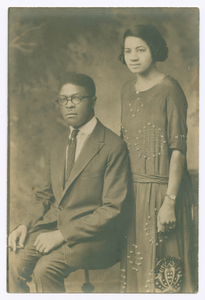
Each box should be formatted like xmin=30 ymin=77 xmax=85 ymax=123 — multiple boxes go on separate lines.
xmin=118 ymin=24 xmax=168 ymax=64
xmin=59 ymin=72 xmax=96 ymax=96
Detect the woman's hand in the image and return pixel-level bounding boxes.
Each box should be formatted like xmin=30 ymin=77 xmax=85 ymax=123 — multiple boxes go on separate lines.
xmin=157 ymin=197 xmax=176 ymax=232
xmin=157 ymin=150 xmax=185 ymax=233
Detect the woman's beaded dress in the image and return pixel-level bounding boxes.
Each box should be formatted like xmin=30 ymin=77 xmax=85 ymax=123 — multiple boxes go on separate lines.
xmin=120 ymin=76 xmax=196 ymax=293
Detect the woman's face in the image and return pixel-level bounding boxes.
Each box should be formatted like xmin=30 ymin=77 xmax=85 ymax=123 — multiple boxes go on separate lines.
xmin=124 ymin=36 xmax=154 ymax=74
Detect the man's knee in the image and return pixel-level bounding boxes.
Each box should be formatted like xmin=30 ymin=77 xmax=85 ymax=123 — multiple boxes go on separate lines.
xmin=33 ymin=258 xmax=56 ymax=282
xmin=9 ymin=249 xmax=36 ymax=281
xmin=8 ymin=251 xmax=22 ymax=276
xmin=33 ymin=261 xmax=46 ymax=280
xmin=8 ymin=250 xmax=32 ymax=293
xmin=33 ymin=258 xmax=67 ymax=292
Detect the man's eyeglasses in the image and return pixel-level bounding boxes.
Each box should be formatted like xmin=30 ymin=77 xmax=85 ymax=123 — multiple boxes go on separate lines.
xmin=55 ymin=94 xmax=93 ymax=106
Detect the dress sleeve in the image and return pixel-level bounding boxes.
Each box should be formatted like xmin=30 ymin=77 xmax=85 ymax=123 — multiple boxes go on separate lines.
xmin=166 ymin=80 xmax=188 ymax=154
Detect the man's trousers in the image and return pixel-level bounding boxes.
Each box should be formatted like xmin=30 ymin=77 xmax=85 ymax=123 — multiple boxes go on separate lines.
xmin=8 ymin=226 xmax=77 ymax=293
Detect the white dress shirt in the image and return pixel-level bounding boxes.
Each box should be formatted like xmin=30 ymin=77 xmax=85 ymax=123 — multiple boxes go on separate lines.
xmin=68 ymin=116 xmax=97 ymax=161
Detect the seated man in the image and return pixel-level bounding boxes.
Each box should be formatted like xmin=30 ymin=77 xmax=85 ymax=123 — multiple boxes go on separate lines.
xmin=8 ymin=72 xmax=130 ymax=293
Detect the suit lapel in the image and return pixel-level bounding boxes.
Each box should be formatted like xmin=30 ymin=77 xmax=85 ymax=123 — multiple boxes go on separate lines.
xmin=60 ymin=120 xmax=105 ymax=202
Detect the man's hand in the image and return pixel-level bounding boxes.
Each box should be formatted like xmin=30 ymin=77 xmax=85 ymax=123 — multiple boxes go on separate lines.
xmin=157 ymin=197 xmax=176 ymax=232
xmin=8 ymin=225 xmax=28 ymax=253
xmin=34 ymin=230 xmax=65 ymax=254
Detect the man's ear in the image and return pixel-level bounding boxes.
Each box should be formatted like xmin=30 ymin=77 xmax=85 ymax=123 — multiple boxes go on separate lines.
xmin=91 ymin=96 xmax=97 ymax=108
xmin=55 ymin=103 xmax=61 ymax=112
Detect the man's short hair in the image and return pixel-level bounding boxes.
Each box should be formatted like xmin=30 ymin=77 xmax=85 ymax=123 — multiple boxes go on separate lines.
xmin=59 ymin=72 xmax=96 ymax=96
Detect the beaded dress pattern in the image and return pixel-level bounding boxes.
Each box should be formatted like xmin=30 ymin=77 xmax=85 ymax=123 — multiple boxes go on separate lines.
xmin=120 ymin=76 xmax=195 ymax=293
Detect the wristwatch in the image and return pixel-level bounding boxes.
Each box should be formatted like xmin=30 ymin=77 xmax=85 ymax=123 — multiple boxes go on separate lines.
xmin=165 ymin=194 xmax=176 ymax=201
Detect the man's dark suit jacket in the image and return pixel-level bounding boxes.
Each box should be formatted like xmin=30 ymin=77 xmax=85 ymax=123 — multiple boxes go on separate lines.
xmin=21 ymin=119 xmax=130 ymax=269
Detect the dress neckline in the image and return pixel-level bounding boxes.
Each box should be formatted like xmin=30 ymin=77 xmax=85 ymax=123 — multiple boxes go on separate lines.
xmin=134 ymin=75 xmax=170 ymax=94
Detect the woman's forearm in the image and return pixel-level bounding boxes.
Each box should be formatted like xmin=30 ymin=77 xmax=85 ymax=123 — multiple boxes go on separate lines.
xmin=157 ymin=150 xmax=186 ymax=231
xmin=166 ymin=149 xmax=186 ymax=197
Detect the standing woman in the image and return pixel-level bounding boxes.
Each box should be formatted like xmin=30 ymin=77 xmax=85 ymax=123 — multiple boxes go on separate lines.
xmin=119 ymin=24 xmax=197 ymax=293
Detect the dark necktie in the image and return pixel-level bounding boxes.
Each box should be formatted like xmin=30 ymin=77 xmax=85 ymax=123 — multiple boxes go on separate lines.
xmin=65 ymin=129 xmax=79 ymax=182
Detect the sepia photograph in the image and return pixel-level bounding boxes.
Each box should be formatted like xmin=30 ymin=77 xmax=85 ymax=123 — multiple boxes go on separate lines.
xmin=7 ymin=7 xmax=199 ymax=294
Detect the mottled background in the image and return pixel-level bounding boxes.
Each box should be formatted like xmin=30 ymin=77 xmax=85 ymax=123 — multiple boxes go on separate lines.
xmin=8 ymin=7 xmax=199 ymax=292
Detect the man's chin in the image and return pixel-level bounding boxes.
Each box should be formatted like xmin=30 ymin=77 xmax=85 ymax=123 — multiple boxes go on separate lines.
xmin=64 ymin=119 xmax=81 ymax=129
xmin=63 ymin=114 xmax=94 ymax=129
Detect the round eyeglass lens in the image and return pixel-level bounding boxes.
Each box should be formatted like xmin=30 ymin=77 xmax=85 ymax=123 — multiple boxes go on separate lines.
xmin=72 ymin=95 xmax=82 ymax=104
xmin=58 ymin=96 xmax=67 ymax=105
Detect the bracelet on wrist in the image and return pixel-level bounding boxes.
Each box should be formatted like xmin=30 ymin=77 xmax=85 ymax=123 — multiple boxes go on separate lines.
xmin=165 ymin=194 xmax=176 ymax=201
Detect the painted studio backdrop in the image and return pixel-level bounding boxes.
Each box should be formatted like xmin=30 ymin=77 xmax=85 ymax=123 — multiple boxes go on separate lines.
xmin=8 ymin=8 xmax=199 ymax=292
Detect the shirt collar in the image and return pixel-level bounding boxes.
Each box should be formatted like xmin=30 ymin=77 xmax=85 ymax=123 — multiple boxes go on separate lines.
xmin=69 ymin=116 xmax=97 ymax=137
